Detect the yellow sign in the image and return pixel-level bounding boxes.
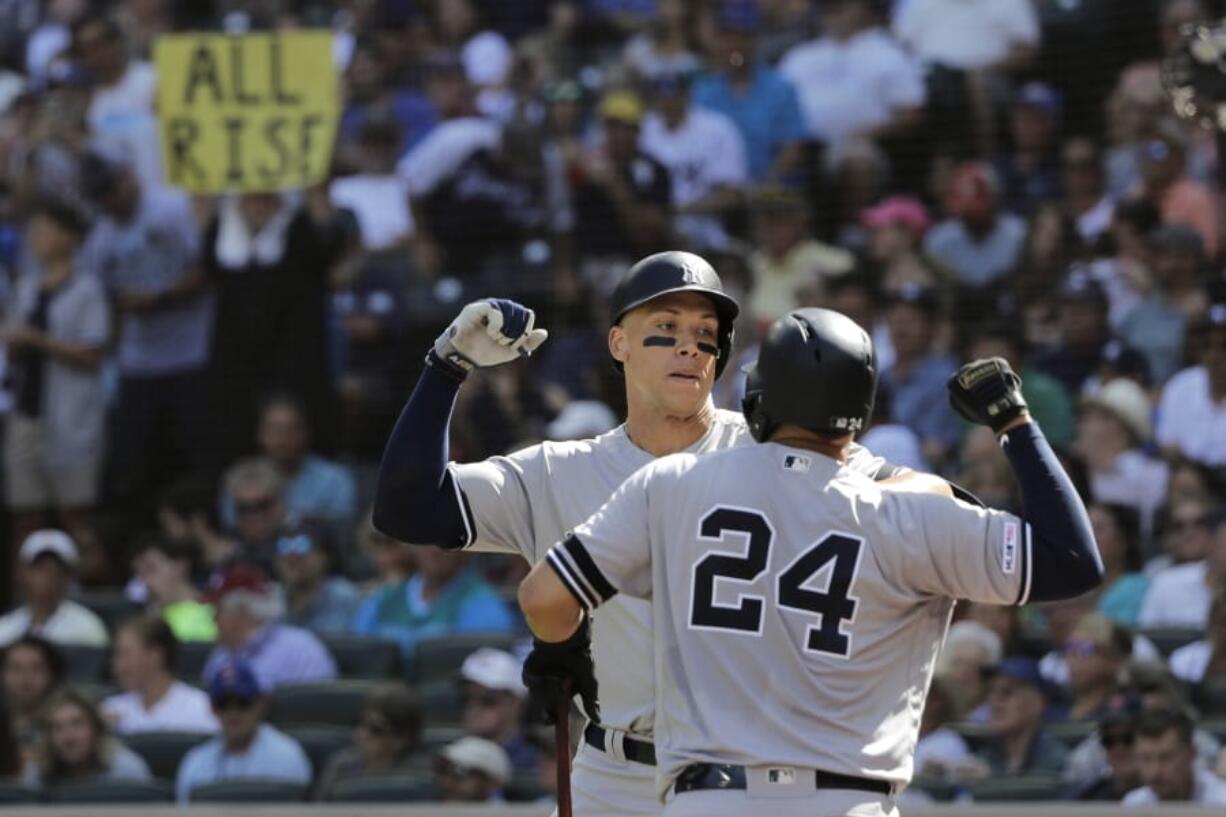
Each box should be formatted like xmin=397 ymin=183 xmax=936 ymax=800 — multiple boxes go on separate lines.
xmin=154 ymin=31 xmax=339 ymax=193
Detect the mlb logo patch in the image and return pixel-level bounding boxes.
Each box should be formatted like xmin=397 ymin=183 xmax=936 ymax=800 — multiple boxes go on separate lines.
xmin=1001 ymin=521 xmax=1019 ymax=575
xmin=783 ymin=454 xmax=811 ymax=473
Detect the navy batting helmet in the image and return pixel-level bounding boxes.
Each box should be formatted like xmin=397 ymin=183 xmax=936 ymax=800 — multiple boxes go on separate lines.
xmin=608 ymin=251 xmax=740 ymax=378
xmin=742 ymin=308 xmax=877 ymax=443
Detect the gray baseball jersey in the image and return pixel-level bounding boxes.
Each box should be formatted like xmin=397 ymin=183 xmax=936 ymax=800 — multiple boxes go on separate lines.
xmin=545 ymin=441 xmax=1032 ymax=799
xmin=451 ymin=409 xmax=888 ymax=736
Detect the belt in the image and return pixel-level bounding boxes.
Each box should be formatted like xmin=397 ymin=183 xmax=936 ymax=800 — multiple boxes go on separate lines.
xmin=673 ymin=763 xmax=891 ymax=796
xmin=583 ymin=723 xmax=657 ymax=766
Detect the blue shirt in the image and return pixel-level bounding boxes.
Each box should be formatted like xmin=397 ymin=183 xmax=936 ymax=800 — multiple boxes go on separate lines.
xmin=693 ymin=65 xmax=807 ymax=180
xmin=175 ymin=724 xmax=311 ymax=803
xmin=351 ymin=567 xmax=516 ymax=659
xmin=286 ymin=577 xmax=361 ymax=636
xmin=1098 ymin=572 xmax=1149 ymax=629
xmin=881 ymin=354 xmax=963 ymax=451
xmin=203 ymin=624 xmax=337 ymax=691
xmin=222 ymin=456 xmax=357 ymax=528
xmin=340 ymin=90 xmax=438 ymax=158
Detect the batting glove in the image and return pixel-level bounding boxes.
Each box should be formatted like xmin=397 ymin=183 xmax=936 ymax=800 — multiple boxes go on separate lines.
xmin=522 ymin=616 xmax=600 ymax=725
xmin=429 ymin=299 xmax=548 ymax=378
xmin=947 ymin=357 xmax=1029 ymax=434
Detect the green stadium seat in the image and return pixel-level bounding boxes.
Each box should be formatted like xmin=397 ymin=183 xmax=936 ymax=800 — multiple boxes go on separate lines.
xmin=123 ymin=731 xmax=211 ymax=780
xmin=267 ymin=679 xmax=380 ymax=728
xmin=323 ymin=774 xmax=439 ymax=802
xmin=321 ymin=635 xmax=403 ymax=679
xmin=1194 ymin=678 xmax=1226 ymax=717
xmin=0 ymin=782 xmax=39 ymax=803
xmin=1048 ymin=720 xmax=1095 ymax=749
xmin=1137 ymin=627 xmax=1202 ymax=658
xmin=72 ymin=590 xmax=142 ymax=631
xmin=59 ymin=644 xmax=109 ymax=682
xmin=970 ymin=774 xmax=1064 ymax=802
xmin=282 ymin=724 xmax=353 ymax=777
xmin=48 ymin=779 xmax=173 ymax=803
xmin=188 ymin=779 xmax=309 ymax=803
xmin=421 ymin=725 xmax=467 ymax=753
xmin=418 ymin=679 xmax=464 ymax=726
xmin=406 ymin=632 xmax=520 ymax=685
xmin=174 ymin=641 xmax=213 ymax=682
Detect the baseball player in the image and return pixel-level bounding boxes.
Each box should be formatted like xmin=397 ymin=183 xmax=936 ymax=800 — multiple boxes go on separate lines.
xmin=518 ymin=308 xmax=1104 ymax=817
xmin=372 ymin=253 xmax=941 ymax=815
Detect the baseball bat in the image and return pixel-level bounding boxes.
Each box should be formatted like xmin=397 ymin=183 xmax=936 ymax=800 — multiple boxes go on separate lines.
xmin=555 ymin=680 xmax=573 ymax=817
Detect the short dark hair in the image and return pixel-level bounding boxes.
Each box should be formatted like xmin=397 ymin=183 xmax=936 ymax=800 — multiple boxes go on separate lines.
xmin=1136 ymin=706 xmax=1194 ymax=746
xmin=71 ymin=13 xmax=123 ymax=46
xmin=131 ymin=532 xmax=202 ymax=576
xmin=32 ymin=196 xmax=92 ymax=237
xmin=258 ymin=391 xmax=311 ymax=432
xmin=158 ymin=474 xmax=221 ymax=528
xmin=117 ymin=615 xmax=178 ymax=672
xmin=1 ymin=635 xmax=66 ymax=687
xmin=363 ymin=683 xmax=423 ymax=754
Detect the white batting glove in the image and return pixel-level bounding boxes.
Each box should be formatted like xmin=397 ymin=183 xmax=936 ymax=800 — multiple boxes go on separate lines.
xmin=431 ymin=299 xmax=549 ymax=375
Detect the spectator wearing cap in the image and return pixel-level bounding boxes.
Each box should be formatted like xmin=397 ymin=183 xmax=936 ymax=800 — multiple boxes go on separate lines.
xmin=692 ymin=0 xmax=807 ymax=182
xmin=1033 ymin=270 xmax=1143 ymax=397
xmin=1155 ymin=304 xmax=1226 ymax=467
xmin=1168 ymin=585 xmax=1226 ymax=685
xmin=460 ymin=648 xmax=536 ymax=775
xmin=2 ymin=199 xmax=108 ymax=551
xmin=202 ymin=564 xmax=337 ymax=691
xmin=129 ymin=535 xmax=216 ymax=642
xmin=274 ymin=524 xmax=360 ymax=636
xmin=1070 ymin=693 xmax=1143 ymax=800
xmin=77 ymin=153 xmax=213 ymax=512
xmin=24 ymin=687 xmax=151 ymax=790
xmin=1136 ymin=121 xmax=1220 ymax=257
xmin=994 ymin=83 xmax=1064 ymax=216
xmin=316 ymin=682 xmax=423 ymax=798
xmin=639 ymin=67 xmax=749 ymax=251
xmin=102 ymin=616 xmax=218 ymax=735
xmin=568 ymin=90 xmax=671 ymax=281
xmin=1139 ymin=502 xmax=1224 ymax=629
xmin=973 ymin=658 xmax=1068 ymax=776
xmin=748 ymin=184 xmax=854 ymax=327
xmin=862 ymin=196 xmax=941 ymax=296
xmin=2 ymin=635 xmax=66 ymax=744
xmin=621 ymin=0 xmax=702 ymax=81
xmin=780 ymin=0 xmax=924 ymax=146
xmin=923 ymin=162 xmax=1027 ymax=289
xmin=1073 ymin=378 xmax=1168 ymax=536
xmin=966 ymin=320 xmax=1074 ymax=448
xmin=0 ymin=531 xmax=106 ymax=648
xmin=1124 ymin=706 xmax=1226 ymax=805
xmin=435 ymin=735 xmax=511 ymax=803
xmin=175 ymin=658 xmax=311 ymax=803
xmin=879 ymin=284 xmax=961 ymax=466
xmin=1118 ymin=224 xmax=1204 ymax=382
xmin=1063 ymin=137 xmax=1116 ymax=246
xmin=352 ymin=547 xmax=515 ymax=661
xmin=893 ymin=0 xmax=1037 ymax=72
xmin=1087 ymin=503 xmax=1149 ymax=628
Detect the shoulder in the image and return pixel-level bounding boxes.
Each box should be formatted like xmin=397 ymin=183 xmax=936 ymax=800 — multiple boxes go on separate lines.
xmin=1154 ymin=561 xmax=1206 ymax=588
xmin=690 ymin=106 xmax=740 ymax=137
xmin=1121 ymin=786 xmax=1152 ymax=805
xmin=278 ymin=624 xmax=330 ymax=652
xmin=61 ymin=600 xmax=108 ymax=634
xmin=108 ymin=743 xmax=152 ymax=779
xmin=181 ymin=737 xmax=221 ymax=768
xmin=780 ymin=39 xmax=820 ymax=71
xmin=170 ymin=681 xmax=214 ymax=708
xmin=1161 ymin=366 xmax=1207 ymax=399
xmin=101 ymin=691 xmax=136 ymax=715
xmin=304 ymin=455 xmax=353 ymax=483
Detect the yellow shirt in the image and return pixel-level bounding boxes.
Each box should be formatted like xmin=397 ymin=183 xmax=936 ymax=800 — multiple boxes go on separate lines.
xmin=750 ymin=240 xmax=855 ymax=324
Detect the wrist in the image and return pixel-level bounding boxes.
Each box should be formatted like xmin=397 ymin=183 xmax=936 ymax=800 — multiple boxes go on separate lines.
xmin=424 ymin=348 xmax=470 ymax=383
xmin=995 ymin=411 xmax=1033 ymax=437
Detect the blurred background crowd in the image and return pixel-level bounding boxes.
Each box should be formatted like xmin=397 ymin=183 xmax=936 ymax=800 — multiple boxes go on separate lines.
xmin=0 ymin=0 xmax=1224 ymax=807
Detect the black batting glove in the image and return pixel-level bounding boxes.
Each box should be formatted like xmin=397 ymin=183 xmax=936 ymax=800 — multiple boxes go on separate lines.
xmin=947 ymin=357 xmax=1029 ymax=434
xmin=522 ymin=616 xmax=600 ymax=725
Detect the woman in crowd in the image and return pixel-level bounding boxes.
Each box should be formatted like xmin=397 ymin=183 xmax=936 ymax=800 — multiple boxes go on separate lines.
xmin=23 ymin=688 xmax=151 ymax=789
xmin=316 ymin=682 xmax=424 ymax=798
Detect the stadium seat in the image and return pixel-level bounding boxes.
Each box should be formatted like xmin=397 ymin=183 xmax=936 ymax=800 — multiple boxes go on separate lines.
xmin=174 ymin=641 xmax=213 ymax=681
xmin=323 ymin=774 xmax=439 ymax=802
xmin=0 ymin=782 xmax=39 ymax=803
xmin=76 ymin=682 xmax=119 ymax=704
xmin=1201 ymin=718 xmax=1226 ymax=744
xmin=267 ymin=679 xmax=381 ymax=728
xmin=321 ymin=634 xmax=402 ymax=679
xmin=418 ymin=679 xmax=464 ymax=726
xmin=124 ymin=731 xmax=211 ymax=780
xmin=1136 ymin=627 xmax=1202 ymax=657
xmin=1048 ymin=720 xmax=1095 ymax=748
xmin=59 ymin=644 xmax=109 ymax=682
xmin=1195 ymin=678 xmax=1226 ymax=717
xmin=73 ymin=590 xmax=142 ymax=631
xmin=969 ymin=774 xmax=1064 ymax=802
xmin=421 ymin=725 xmax=466 ymax=753
xmin=48 ymin=779 xmax=173 ymax=803
xmin=949 ymin=721 xmax=992 ymax=752
xmin=407 ymin=632 xmax=520 ymax=685
xmin=188 ymin=779 xmax=309 ymax=803
xmin=283 ymin=724 xmax=353 ymax=777
xmin=505 ymin=773 xmax=548 ymax=803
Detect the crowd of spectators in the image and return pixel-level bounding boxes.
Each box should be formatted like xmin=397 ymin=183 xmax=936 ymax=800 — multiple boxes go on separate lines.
xmin=0 ymin=0 xmax=1223 ymax=806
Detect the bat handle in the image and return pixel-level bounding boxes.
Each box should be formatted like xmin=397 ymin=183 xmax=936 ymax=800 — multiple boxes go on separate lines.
xmin=555 ymin=680 xmax=573 ymax=817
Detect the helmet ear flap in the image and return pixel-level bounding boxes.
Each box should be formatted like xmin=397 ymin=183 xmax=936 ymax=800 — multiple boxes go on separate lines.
xmin=741 ymin=385 xmax=773 ymax=443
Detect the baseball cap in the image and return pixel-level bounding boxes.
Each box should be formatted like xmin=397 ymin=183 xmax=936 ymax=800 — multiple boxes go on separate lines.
xmin=988 ymin=656 xmax=1043 ymax=688
xmin=1059 ymin=268 xmax=1108 ymax=306
xmin=206 ymin=658 xmax=262 ymax=703
xmin=202 ymin=563 xmax=272 ymax=604
xmin=460 ymin=648 xmax=528 ymax=697
xmin=1013 ymin=81 xmax=1061 ymax=116
xmin=717 ymin=0 xmax=761 ymax=32
xmin=599 ymin=90 xmax=644 ymax=125
xmin=438 ymin=737 xmax=511 ymax=783
xmin=19 ymin=529 xmax=78 ymax=568
xmin=861 ymin=196 xmax=931 ymax=234
xmin=1080 ymin=379 xmax=1152 ymax=442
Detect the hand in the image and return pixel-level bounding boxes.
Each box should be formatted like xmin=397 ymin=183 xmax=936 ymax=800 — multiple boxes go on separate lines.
xmin=1 ymin=324 xmax=44 ymax=350
xmin=522 ymin=616 xmax=600 ymax=725
xmin=117 ymin=290 xmax=161 ymax=313
xmin=947 ymin=357 xmax=1029 ymax=435
xmin=430 ymin=299 xmax=548 ymax=376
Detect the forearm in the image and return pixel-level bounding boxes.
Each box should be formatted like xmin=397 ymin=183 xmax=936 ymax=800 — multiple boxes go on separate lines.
xmin=38 ymin=338 xmax=103 ymax=370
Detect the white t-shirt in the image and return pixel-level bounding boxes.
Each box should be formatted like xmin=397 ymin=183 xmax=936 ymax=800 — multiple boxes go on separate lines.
xmin=1169 ymin=640 xmax=1213 ymax=684
xmin=103 ymin=681 xmax=220 ymax=735
xmin=88 ymin=61 xmax=162 ymax=189
xmin=893 ymin=0 xmax=1038 ymax=70
xmin=780 ymin=28 xmax=925 ymax=144
xmin=1156 ymin=366 xmax=1226 ymax=466
xmin=1138 ymin=561 xmax=1212 ymax=629
xmin=330 ymin=174 xmax=415 ymax=250
xmin=395 ymin=117 xmax=501 ymax=198
xmin=0 ymin=601 xmax=109 ymax=647
xmin=1123 ymin=767 xmax=1226 ymax=806
xmin=463 ymin=31 xmax=513 ymax=87
xmin=914 ymin=726 xmax=971 ymax=777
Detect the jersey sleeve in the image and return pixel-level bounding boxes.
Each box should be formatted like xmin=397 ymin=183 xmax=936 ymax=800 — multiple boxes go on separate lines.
xmin=877 ymin=491 xmax=1032 ymax=606
xmin=544 ymin=466 xmax=655 ymax=610
xmin=449 ymin=445 xmax=546 ymax=558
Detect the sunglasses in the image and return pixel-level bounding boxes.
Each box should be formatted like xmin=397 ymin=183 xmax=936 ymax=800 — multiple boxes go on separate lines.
xmin=464 ymin=692 xmax=506 ymax=709
xmin=212 ymin=696 xmax=257 ymax=711
xmin=276 ymin=534 xmax=314 ymax=556
xmin=236 ymin=497 xmax=276 ymax=515
xmin=1101 ymin=731 xmax=1135 ymax=748
xmin=359 ymin=719 xmax=394 ymax=736
xmin=1064 ymin=639 xmax=1102 ymax=657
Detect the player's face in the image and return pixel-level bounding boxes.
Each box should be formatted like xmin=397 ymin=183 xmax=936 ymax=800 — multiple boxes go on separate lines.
xmin=611 ymin=292 xmax=720 ymax=418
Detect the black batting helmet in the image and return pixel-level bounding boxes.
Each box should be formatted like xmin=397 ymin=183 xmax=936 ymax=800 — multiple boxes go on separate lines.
xmin=742 ymin=308 xmax=877 ymax=442
xmin=608 ymin=251 xmax=740 ymax=378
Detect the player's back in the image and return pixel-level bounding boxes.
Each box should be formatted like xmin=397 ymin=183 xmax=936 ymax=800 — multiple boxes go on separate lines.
xmin=642 ymin=441 xmax=1027 ymax=793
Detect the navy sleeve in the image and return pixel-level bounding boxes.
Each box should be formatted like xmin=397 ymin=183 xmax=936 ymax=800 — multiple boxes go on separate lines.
xmin=1000 ymin=423 xmax=1104 ymax=602
xmin=371 ymin=359 xmax=470 ymax=548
